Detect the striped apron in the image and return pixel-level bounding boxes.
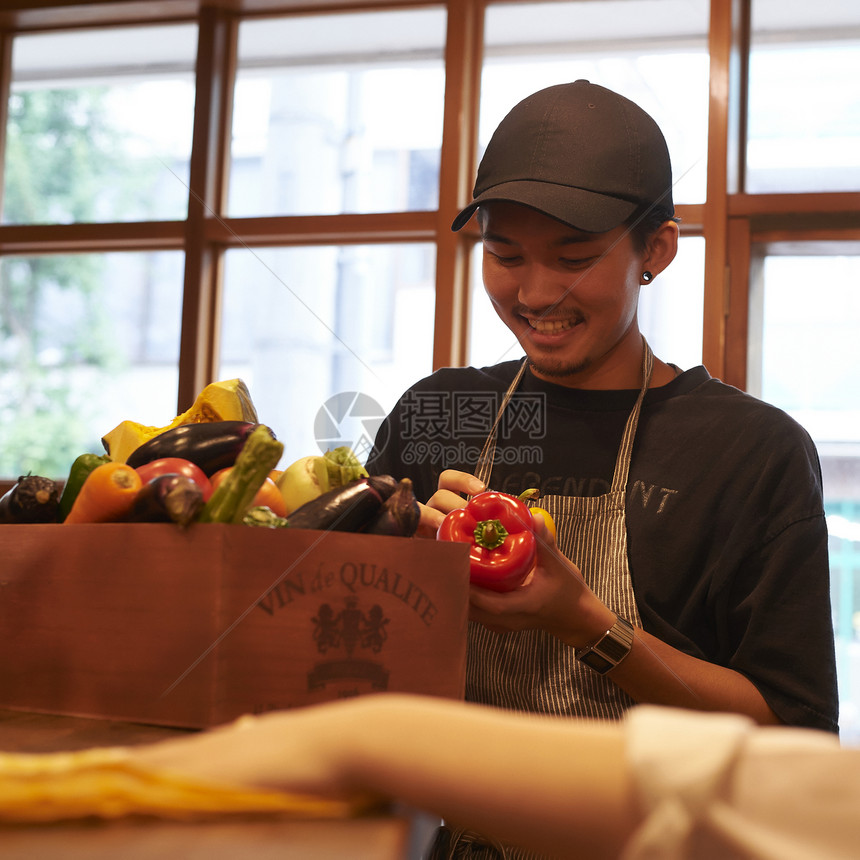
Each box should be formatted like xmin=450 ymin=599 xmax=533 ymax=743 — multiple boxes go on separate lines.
xmin=429 ymin=341 xmax=653 ymax=860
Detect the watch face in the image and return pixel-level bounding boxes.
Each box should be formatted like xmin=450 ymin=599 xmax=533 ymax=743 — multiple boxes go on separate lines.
xmin=579 ymin=650 xmax=614 ymax=675
xmin=598 ymin=633 xmax=633 ymax=664
xmin=577 ymin=617 xmax=635 ymax=674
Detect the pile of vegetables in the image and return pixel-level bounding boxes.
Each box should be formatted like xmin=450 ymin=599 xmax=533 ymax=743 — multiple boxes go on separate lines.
xmin=0 ymin=381 xmax=420 ymax=538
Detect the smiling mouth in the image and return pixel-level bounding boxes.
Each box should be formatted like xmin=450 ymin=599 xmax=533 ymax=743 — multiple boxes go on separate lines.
xmin=525 ymin=316 xmax=580 ymax=334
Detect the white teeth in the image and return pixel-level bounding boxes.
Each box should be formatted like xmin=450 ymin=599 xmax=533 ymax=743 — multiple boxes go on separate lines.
xmin=527 ymin=318 xmax=574 ymax=333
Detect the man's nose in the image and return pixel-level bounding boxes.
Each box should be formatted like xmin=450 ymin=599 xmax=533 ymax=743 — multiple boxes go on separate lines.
xmin=517 ymin=265 xmax=572 ymax=307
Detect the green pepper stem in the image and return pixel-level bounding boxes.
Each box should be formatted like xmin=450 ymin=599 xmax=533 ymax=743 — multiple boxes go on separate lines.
xmin=473 ymin=518 xmax=508 ymax=550
xmin=518 ymin=488 xmax=540 ymax=502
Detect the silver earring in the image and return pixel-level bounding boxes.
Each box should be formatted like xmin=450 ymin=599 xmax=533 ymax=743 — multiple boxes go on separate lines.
xmin=642 ymin=271 xmax=653 ymax=283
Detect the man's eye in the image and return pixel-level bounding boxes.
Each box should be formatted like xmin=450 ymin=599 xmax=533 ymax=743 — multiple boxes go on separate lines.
xmin=488 ymin=252 xmax=521 ymax=266
xmin=560 ymin=256 xmax=596 ymax=268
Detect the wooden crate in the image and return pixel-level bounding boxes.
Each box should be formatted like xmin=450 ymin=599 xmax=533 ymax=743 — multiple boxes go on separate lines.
xmin=0 ymin=523 xmax=470 ymax=728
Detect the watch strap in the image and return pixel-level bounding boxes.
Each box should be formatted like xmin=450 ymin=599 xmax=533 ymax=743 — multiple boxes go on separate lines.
xmin=576 ymin=615 xmax=635 ymax=675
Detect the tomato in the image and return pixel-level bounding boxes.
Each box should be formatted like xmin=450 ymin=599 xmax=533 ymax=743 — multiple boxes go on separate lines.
xmin=135 ymin=457 xmax=213 ymax=501
xmin=210 ymin=468 xmax=288 ymax=518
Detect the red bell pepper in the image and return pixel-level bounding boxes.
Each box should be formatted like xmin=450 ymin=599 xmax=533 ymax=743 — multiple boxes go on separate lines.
xmin=437 ymin=491 xmax=537 ymax=592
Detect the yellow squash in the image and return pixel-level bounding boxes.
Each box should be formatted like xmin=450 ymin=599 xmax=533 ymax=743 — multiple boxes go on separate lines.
xmin=101 ymin=378 xmax=258 ymax=464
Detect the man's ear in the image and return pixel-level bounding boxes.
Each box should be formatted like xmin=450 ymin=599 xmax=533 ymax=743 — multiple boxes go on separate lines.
xmin=642 ymin=220 xmax=680 ymax=278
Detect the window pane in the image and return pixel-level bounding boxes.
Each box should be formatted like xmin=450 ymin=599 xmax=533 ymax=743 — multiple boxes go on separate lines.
xmin=4 ymin=25 xmax=197 ymax=225
xmin=748 ymin=0 xmax=860 ymax=193
xmin=219 ymin=244 xmax=435 ymax=463
xmin=0 ymin=252 xmax=184 ymax=480
xmin=229 ymin=8 xmax=446 ymax=217
xmin=468 ymin=237 xmax=704 ymax=370
xmin=482 ymin=0 xmax=710 ymax=204
xmin=637 ymin=237 xmax=704 ymax=370
xmin=749 ymin=245 xmax=860 ymax=741
xmin=467 ymin=244 xmax=523 ymax=369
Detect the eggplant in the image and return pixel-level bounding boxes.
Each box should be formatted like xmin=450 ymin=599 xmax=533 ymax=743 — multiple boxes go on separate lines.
xmin=364 ymin=478 xmax=421 ymax=537
xmin=369 ymin=474 xmax=398 ymax=498
xmin=0 ymin=475 xmax=61 ymax=524
xmin=126 ymin=421 xmax=263 ymax=475
xmin=127 ymin=473 xmax=205 ymax=528
xmin=285 ymin=475 xmax=397 ymax=532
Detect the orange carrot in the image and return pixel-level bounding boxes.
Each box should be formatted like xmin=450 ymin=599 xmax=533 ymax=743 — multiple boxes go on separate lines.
xmin=64 ymin=461 xmax=143 ymax=524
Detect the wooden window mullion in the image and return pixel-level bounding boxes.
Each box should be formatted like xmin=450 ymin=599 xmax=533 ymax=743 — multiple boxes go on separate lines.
xmin=433 ymin=0 xmax=485 ymax=370
xmin=703 ymin=0 xmax=749 ymax=382
xmin=178 ymin=5 xmax=236 ymax=412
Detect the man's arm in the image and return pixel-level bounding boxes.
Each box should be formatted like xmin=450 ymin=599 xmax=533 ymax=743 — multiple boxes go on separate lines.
xmin=427 ymin=469 xmax=781 ymax=725
xmin=468 ymin=517 xmax=783 ymax=725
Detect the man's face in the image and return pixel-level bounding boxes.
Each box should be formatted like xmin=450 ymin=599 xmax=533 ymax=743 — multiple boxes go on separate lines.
xmin=480 ymin=201 xmax=645 ymax=389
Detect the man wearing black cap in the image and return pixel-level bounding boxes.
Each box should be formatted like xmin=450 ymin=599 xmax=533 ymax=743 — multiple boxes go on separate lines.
xmin=368 ymin=80 xmax=837 ymax=856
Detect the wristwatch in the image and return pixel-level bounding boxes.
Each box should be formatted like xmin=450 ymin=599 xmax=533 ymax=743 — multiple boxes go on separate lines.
xmin=576 ymin=615 xmax=635 ymax=675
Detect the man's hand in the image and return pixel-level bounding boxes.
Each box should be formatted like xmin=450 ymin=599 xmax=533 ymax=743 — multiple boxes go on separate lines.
xmin=415 ymin=469 xmax=486 ymax=538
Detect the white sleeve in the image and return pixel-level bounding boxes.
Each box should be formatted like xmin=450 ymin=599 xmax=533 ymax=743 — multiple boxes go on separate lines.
xmin=621 ymin=706 xmax=852 ymax=860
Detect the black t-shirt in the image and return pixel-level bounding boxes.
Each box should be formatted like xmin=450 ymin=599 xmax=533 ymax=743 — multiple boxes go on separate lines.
xmin=368 ymin=360 xmax=839 ymax=733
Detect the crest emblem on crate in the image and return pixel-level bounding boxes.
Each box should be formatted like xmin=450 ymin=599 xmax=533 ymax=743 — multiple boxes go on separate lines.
xmin=307 ymin=596 xmax=390 ymax=692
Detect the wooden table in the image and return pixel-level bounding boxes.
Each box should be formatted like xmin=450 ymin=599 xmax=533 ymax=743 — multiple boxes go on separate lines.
xmin=0 ymin=709 xmax=425 ymax=859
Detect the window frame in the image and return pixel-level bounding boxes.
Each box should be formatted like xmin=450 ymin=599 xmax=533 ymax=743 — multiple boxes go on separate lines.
xmin=1 ymin=0 xmax=859 ymax=498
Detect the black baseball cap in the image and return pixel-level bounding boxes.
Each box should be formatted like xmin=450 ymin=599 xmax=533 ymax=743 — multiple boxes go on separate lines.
xmin=452 ymin=80 xmax=674 ymax=233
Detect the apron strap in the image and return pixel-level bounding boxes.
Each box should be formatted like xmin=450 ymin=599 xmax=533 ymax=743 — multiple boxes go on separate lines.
xmin=610 ymin=340 xmax=653 ymax=494
xmin=473 ymin=357 xmax=528 ymax=490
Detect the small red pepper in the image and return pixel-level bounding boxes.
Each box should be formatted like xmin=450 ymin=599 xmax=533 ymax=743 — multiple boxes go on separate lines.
xmin=437 ymin=491 xmax=537 ymax=592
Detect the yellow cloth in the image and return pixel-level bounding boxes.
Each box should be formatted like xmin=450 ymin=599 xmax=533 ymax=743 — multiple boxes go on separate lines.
xmin=0 ymin=746 xmax=362 ymax=823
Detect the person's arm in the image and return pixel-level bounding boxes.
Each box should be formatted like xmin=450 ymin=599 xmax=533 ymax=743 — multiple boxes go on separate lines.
xmin=600 ymin=624 xmax=781 ymax=723
xmin=426 ymin=470 xmax=780 ymax=726
xmin=133 ymin=694 xmax=637 ymax=860
xmin=470 ymin=517 xmax=782 ymax=725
